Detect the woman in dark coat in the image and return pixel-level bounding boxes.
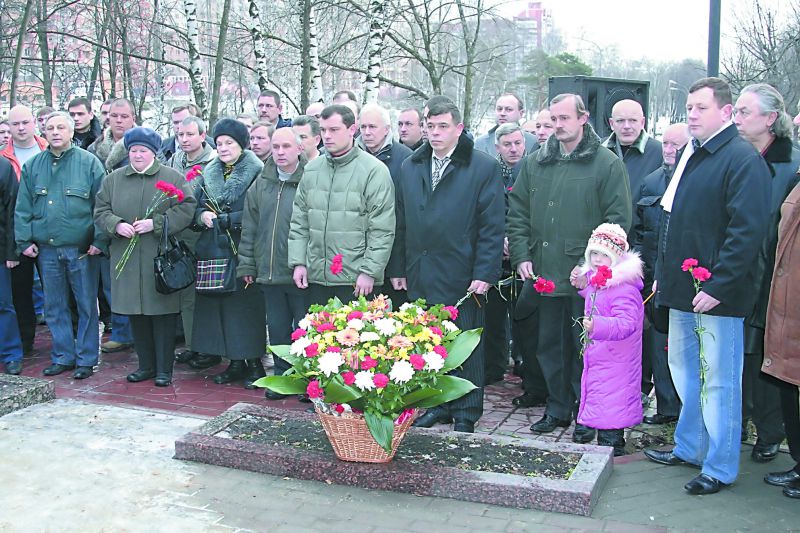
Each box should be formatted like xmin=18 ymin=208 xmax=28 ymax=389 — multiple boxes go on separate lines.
xmin=191 ymin=119 xmax=267 ymax=387
xmin=94 ymin=127 xmax=196 ymax=386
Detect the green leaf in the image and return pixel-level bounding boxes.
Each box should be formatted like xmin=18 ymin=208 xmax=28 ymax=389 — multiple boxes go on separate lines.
xmin=268 ymin=344 xmax=302 ymax=366
xmin=442 ymin=328 xmax=482 ymax=372
xmin=415 ymin=376 xmax=477 ymax=408
xmin=323 ymin=377 xmax=363 ymax=404
xmin=399 ymin=387 xmax=442 ymax=408
xmin=253 ymin=375 xmax=307 ymax=394
xmin=364 ymin=411 xmax=394 ymax=454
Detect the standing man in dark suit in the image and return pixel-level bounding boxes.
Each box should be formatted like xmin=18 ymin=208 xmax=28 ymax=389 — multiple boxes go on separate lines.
xmin=389 ymin=100 xmax=504 ymax=433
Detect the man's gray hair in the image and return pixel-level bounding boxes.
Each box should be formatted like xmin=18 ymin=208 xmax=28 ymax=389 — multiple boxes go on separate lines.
xmin=45 ymin=111 xmax=75 ymax=130
xmin=495 ymin=123 xmax=523 ymax=144
xmin=741 ymin=83 xmax=793 ymax=139
xmin=181 ymin=115 xmax=206 ymax=135
xmin=360 ymin=103 xmax=391 ymax=127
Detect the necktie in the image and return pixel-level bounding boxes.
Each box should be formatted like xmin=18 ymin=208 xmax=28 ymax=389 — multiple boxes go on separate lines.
xmin=431 ymin=156 xmax=449 ymax=191
xmin=692 ymin=138 xmax=702 ymax=151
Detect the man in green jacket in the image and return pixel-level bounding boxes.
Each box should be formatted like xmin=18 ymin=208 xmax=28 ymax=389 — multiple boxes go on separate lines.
xmin=507 ymin=93 xmax=631 ymax=442
xmin=288 ymin=104 xmax=395 ymax=304
xmin=15 ymin=112 xmax=106 ymax=379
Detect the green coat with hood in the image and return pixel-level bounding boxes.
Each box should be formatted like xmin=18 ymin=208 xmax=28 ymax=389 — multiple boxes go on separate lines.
xmin=288 ymin=144 xmax=395 ymax=286
xmin=237 ymin=155 xmax=306 ymax=285
xmin=507 ymin=123 xmax=631 ymax=296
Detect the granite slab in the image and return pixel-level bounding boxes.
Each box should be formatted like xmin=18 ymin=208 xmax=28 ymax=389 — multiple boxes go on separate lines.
xmin=0 ymin=374 xmax=56 ymax=417
xmin=175 ymin=403 xmax=613 ymax=516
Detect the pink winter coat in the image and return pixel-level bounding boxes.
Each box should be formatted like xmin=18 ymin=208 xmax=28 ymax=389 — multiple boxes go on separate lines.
xmin=576 ymin=253 xmax=644 ymax=430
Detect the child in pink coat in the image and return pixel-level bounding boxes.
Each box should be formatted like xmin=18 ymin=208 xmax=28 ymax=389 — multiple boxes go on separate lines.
xmin=570 ymin=223 xmax=644 ymax=456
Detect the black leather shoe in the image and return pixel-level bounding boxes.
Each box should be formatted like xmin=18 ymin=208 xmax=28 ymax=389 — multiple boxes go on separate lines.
xmin=213 ymin=360 xmax=248 ymax=384
xmin=73 ymin=366 xmax=93 ymax=379
xmin=643 ymin=413 xmax=678 ymax=425
xmin=783 ymin=480 xmax=800 ymax=499
xmin=453 ymin=419 xmax=475 ymax=433
xmin=512 ymin=392 xmax=547 ymax=408
xmin=530 ymin=414 xmax=570 ymax=434
xmin=413 ymin=410 xmax=453 ymax=428
xmin=188 ymin=354 xmax=222 ymax=370
xmin=43 ymin=363 xmax=75 ymax=376
xmin=127 ymin=369 xmax=156 ymax=382
xmin=573 ymin=424 xmax=596 ymax=444
xmin=751 ymin=441 xmax=780 ymax=463
xmin=175 ymin=350 xmax=197 ymax=364
xmin=265 ymin=390 xmax=289 ymax=400
xmin=5 ymin=360 xmax=22 ymax=375
xmin=765 ymin=469 xmax=800 ymax=487
xmin=243 ymin=358 xmax=266 ymax=389
xmin=685 ymin=473 xmax=725 ymax=495
xmin=644 ymin=448 xmax=693 ymax=466
xmin=154 ymin=374 xmax=172 ymax=387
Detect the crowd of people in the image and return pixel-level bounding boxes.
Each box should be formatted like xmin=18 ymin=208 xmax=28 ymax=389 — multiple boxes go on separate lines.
xmin=1 ymin=76 xmax=799 ymax=498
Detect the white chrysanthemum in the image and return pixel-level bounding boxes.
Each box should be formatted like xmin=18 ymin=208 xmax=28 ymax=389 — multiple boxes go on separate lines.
xmin=347 ymin=318 xmax=365 ymax=331
xmin=373 ymin=318 xmax=397 ymax=336
xmin=423 ymin=352 xmax=445 ymax=372
xmin=289 ymin=336 xmax=312 ymax=356
xmin=317 ymin=351 xmax=344 ymax=377
xmin=399 ymin=302 xmax=419 ymax=313
xmin=389 ymin=360 xmax=414 ymax=384
xmin=298 ymin=316 xmax=311 ymax=330
xmin=354 ymin=371 xmax=376 ymax=390
xmin=442 ymin=320 xmax=459 ymax=333
xmin=359 ymin=331 xmax=381 ymax=343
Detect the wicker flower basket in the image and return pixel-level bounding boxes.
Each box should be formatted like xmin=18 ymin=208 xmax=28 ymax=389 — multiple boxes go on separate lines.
xmin=316 ymin=407 xmax=417 ymax=463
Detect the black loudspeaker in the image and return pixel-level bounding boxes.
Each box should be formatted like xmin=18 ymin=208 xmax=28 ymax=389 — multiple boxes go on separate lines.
xmin=548 ymin=76 xmax=650 ymax=140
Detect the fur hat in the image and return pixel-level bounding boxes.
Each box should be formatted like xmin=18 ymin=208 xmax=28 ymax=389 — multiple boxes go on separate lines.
xmin=584 ymin=223 xmax=629 ymax=266
xmin=124 ymin=127 xmax=162 ymax=155
xmin=212 ymin=118 xmax=250 ymax=150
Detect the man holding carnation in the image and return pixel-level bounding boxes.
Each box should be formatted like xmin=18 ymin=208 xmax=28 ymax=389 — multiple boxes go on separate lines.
xmin=389 ymin=99 xmax=504 ymax=433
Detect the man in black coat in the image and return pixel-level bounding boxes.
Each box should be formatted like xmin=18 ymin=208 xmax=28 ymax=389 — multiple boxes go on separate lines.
xmin=646 ymin=77 xmax=771 ymax=495
xmin=0 ymin=156 xmax=23 ymax=374
xmin=389 ymin=100 xmax=504 ymax=433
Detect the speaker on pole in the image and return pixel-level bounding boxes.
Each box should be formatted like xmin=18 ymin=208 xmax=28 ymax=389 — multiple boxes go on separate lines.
xmin=548 ymin=76 xmax=650 ymax=139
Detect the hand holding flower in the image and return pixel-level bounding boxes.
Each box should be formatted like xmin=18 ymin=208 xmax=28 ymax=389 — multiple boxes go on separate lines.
xmin=692 ymin=290 xmax=720 ymax=313
xmin=583 ymin=317 xmax=593 ymax=334
xmin=132 ymin=219 xmax=154 ymax=234
xmin=354 ymin=273 xmax=375 ymax=297
xmin=115 ymin=222 xmax=136 ymax=238
xmin=516 ymin=260 xmax=534 ymax=280
xmin=201 ymin=210 xmax=217 ymax=228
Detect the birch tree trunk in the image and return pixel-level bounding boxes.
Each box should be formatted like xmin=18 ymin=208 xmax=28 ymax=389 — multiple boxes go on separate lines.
xmin=247 ymin=0 xmax=269 ymax=92
xmin=10 ymin=0 xmax=35 ymax=107
xmin=182 ymin=0 xmax=207 ymax=117
xmin=363 ymin=0 xmax=385 ymax=103
xmin=208 ymin=0 xmax=232 ymax=127
xmin=308 ymin=4 xmax=323 ymax=103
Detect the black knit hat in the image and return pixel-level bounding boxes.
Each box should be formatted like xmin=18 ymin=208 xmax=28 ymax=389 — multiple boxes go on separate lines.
xmin=124 ymin=126 xmax=162 ymax=155
xmin=212 ymin=118 xmax=250 ymax=150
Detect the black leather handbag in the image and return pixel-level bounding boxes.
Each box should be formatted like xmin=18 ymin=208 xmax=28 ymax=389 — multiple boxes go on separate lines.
xmin=154 ymin=214 xmax=196 ymax=294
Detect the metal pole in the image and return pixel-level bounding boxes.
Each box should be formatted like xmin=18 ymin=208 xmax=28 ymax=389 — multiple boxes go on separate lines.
xmin=708 ymin=0 xmax=721 ymax=77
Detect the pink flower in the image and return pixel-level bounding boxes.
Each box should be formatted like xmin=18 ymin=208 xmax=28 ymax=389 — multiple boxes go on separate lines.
xmin=387 ymin=335 xmax=413 ymax=349
xmin=433 ymin=345 xmax=448 ymax=359
xmin=347 ymin=311 xmax=363 ymax=320
xmin=409 ymin=354 xmax=426 ymax=370
xmin=336 ymin=328 xmax=360 ymax=346
xmin=429 ymin=326 xmax=443 ymax=337
xmin=326 ymin=345 xmax=341 ymax=352
xmin=334 ymin=404 xmax=345 ymax=414
xmin=443 ymin=306 xmax=459 ymax=320
xmin=316 ymin=322 xmax=335 ymax=333
xmin=681 ymin=258 xmax=699 ymax=272
xmin=341 ymin=371 xmax=356 ymax=385
xmin=304 ymin=343 xmax=319 ymax=358
xmin=306 ymin=380 xmax=324 ymax=399
xmin=361 ymin=356 xmax=378 ymax=370
xmin=330 ymin=254 xmax=343 ymax=275
xmin=534 ymin=277 xmax=555 ymax=294
xmin=373 ymin=373 xmax=389 ymax=389
xmin=291 ymin=328 xmax=307 ymax=341
xmin=692 ymin=267 xmax=712 ymax=282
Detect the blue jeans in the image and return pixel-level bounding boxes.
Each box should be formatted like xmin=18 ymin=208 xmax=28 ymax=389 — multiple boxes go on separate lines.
xmin=0 ymin=264 xmax=23 ymax=362
xmin=668 ymin=309 xmax=744 ymax=484
xmin=38 ymin=246 xmax=100 ymax=367
xmin=32 ymin=267 xmax=44 ymax=316
xmin=99 ymin=255 xmax=133 ymax=343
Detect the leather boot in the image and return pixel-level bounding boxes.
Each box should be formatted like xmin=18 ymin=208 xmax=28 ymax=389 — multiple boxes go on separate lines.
xmin=155 ymin=343 xmax=174 ymax=387
xmin=244 ymin=358 xmax=266 ymax=389
xmin=213 ymin=360 xmax=248 ymax=384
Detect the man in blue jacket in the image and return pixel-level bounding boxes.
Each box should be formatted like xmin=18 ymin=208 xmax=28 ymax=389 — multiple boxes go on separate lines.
xmin=647 ymin=77 xmax=771 ymax=495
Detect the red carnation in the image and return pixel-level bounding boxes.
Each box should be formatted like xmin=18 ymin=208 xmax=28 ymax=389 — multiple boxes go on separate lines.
xmin=316 ymin=322 xmax=335 ymax=333
xmin=174 ymin=189 xmax=185 ymax=202
xmin=334 ymin=404 xmax=345 ymax=414
xmin=409 ymin=354 xmax=426 ymax=370
xmin=155 ymin=180 xmax=173 ymax=194
xmin=692 ymin=267 xmax=712 ymax=282
xmin=347 ymin=311 xmax=363 ymax=320
xmin=341 ymin=371 xmax=356 ymax=385
xmin=373 ymin=373 xmax=389 ymax=389
xmin=443 ymin=306 xmax=459 ymax=320
xmin=681 ymin=258 xmax=699 ymax=272
xmin=326 ymin=345 xmax=342 ymax=352
xmin=433 ymin=345 xmax=448 ymax=359
xmin=304 ymin=343 xmax=319 ymax=358
xmin=306 ymin=380 xmax=324 ymax=399
xmin=534 ymin=277 xmax=555 ymax=294
xmin=429 ymin=326 xmax=443 ymax=336
xmin=330 ymin=254 xmax=343 ymax=275
xmin=361 ymin=356 xmax=378 ymax=370
xmin=291 ymin=328 xmax=307 ymax=341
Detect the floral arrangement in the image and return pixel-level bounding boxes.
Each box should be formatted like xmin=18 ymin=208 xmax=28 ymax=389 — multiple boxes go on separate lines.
xmin=255 ymin=296 xmax=481 ymax=453
xmin=185 ymin=165 xmax=237 ymax=253
xmin=578 ymin=265 xmax=613 ymax=357
xmin=682 ymin=258 xmax=713 ymax=400
xmin=114 ymin=180 xmax=185 ymax=278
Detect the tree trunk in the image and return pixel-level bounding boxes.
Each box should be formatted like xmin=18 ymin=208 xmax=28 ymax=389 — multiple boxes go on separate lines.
xmin=457 ymin=0 xmax=481 ymax=129
xmin=10 ymin=0 xmax=35 ymax=107
xmin=35 ymin=0 xmax=53 ymax=106
xmin=308 ymin=3 xmax=323 ymax=104
xmin=87 ymin=0 xmax=111 ymax=101
xmin=299 ymin=0 xmax=311 ymax=109
xmin=363 ymin=0 xmax=385 ymax=103
xmin=247 ymin=0 xmax=269 ymax=92
xmin=182 ymin=0 xmax=208 ymax=118
xmin=208 ymin=0 xmax=232 ymax=127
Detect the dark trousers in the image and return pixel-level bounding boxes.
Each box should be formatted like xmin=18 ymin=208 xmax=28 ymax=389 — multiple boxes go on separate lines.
xmin=263 ymin=284 xmax=309 ymax=375
xmin=0 ymin=264 xmax=22 ymax=362
xmin=743 ymin=353 xmax=786 ymax=444
xmin=536 ymin=295 xmax=583 ymax=420
xmin=645 ymin=323 xmax=681 ymax=416
xmin=484 ymin=287 xmax=511 ymax=383
xmin=778 ymin=382 xmax=800 ymax=473
xmin=309 ymin=284 xmax=380 ymax=306
xmin=129 ymin=314 xmax=178 ymax=378
xmin=382 ymin=285 xmax=408 ymax=310
xmin=515 ymin=309 xmax=547 ymax=395
xmin=10 ymin=257 xmax=36 ymax=349
xmin=433 ymin=298 xmax=485 ymax=423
